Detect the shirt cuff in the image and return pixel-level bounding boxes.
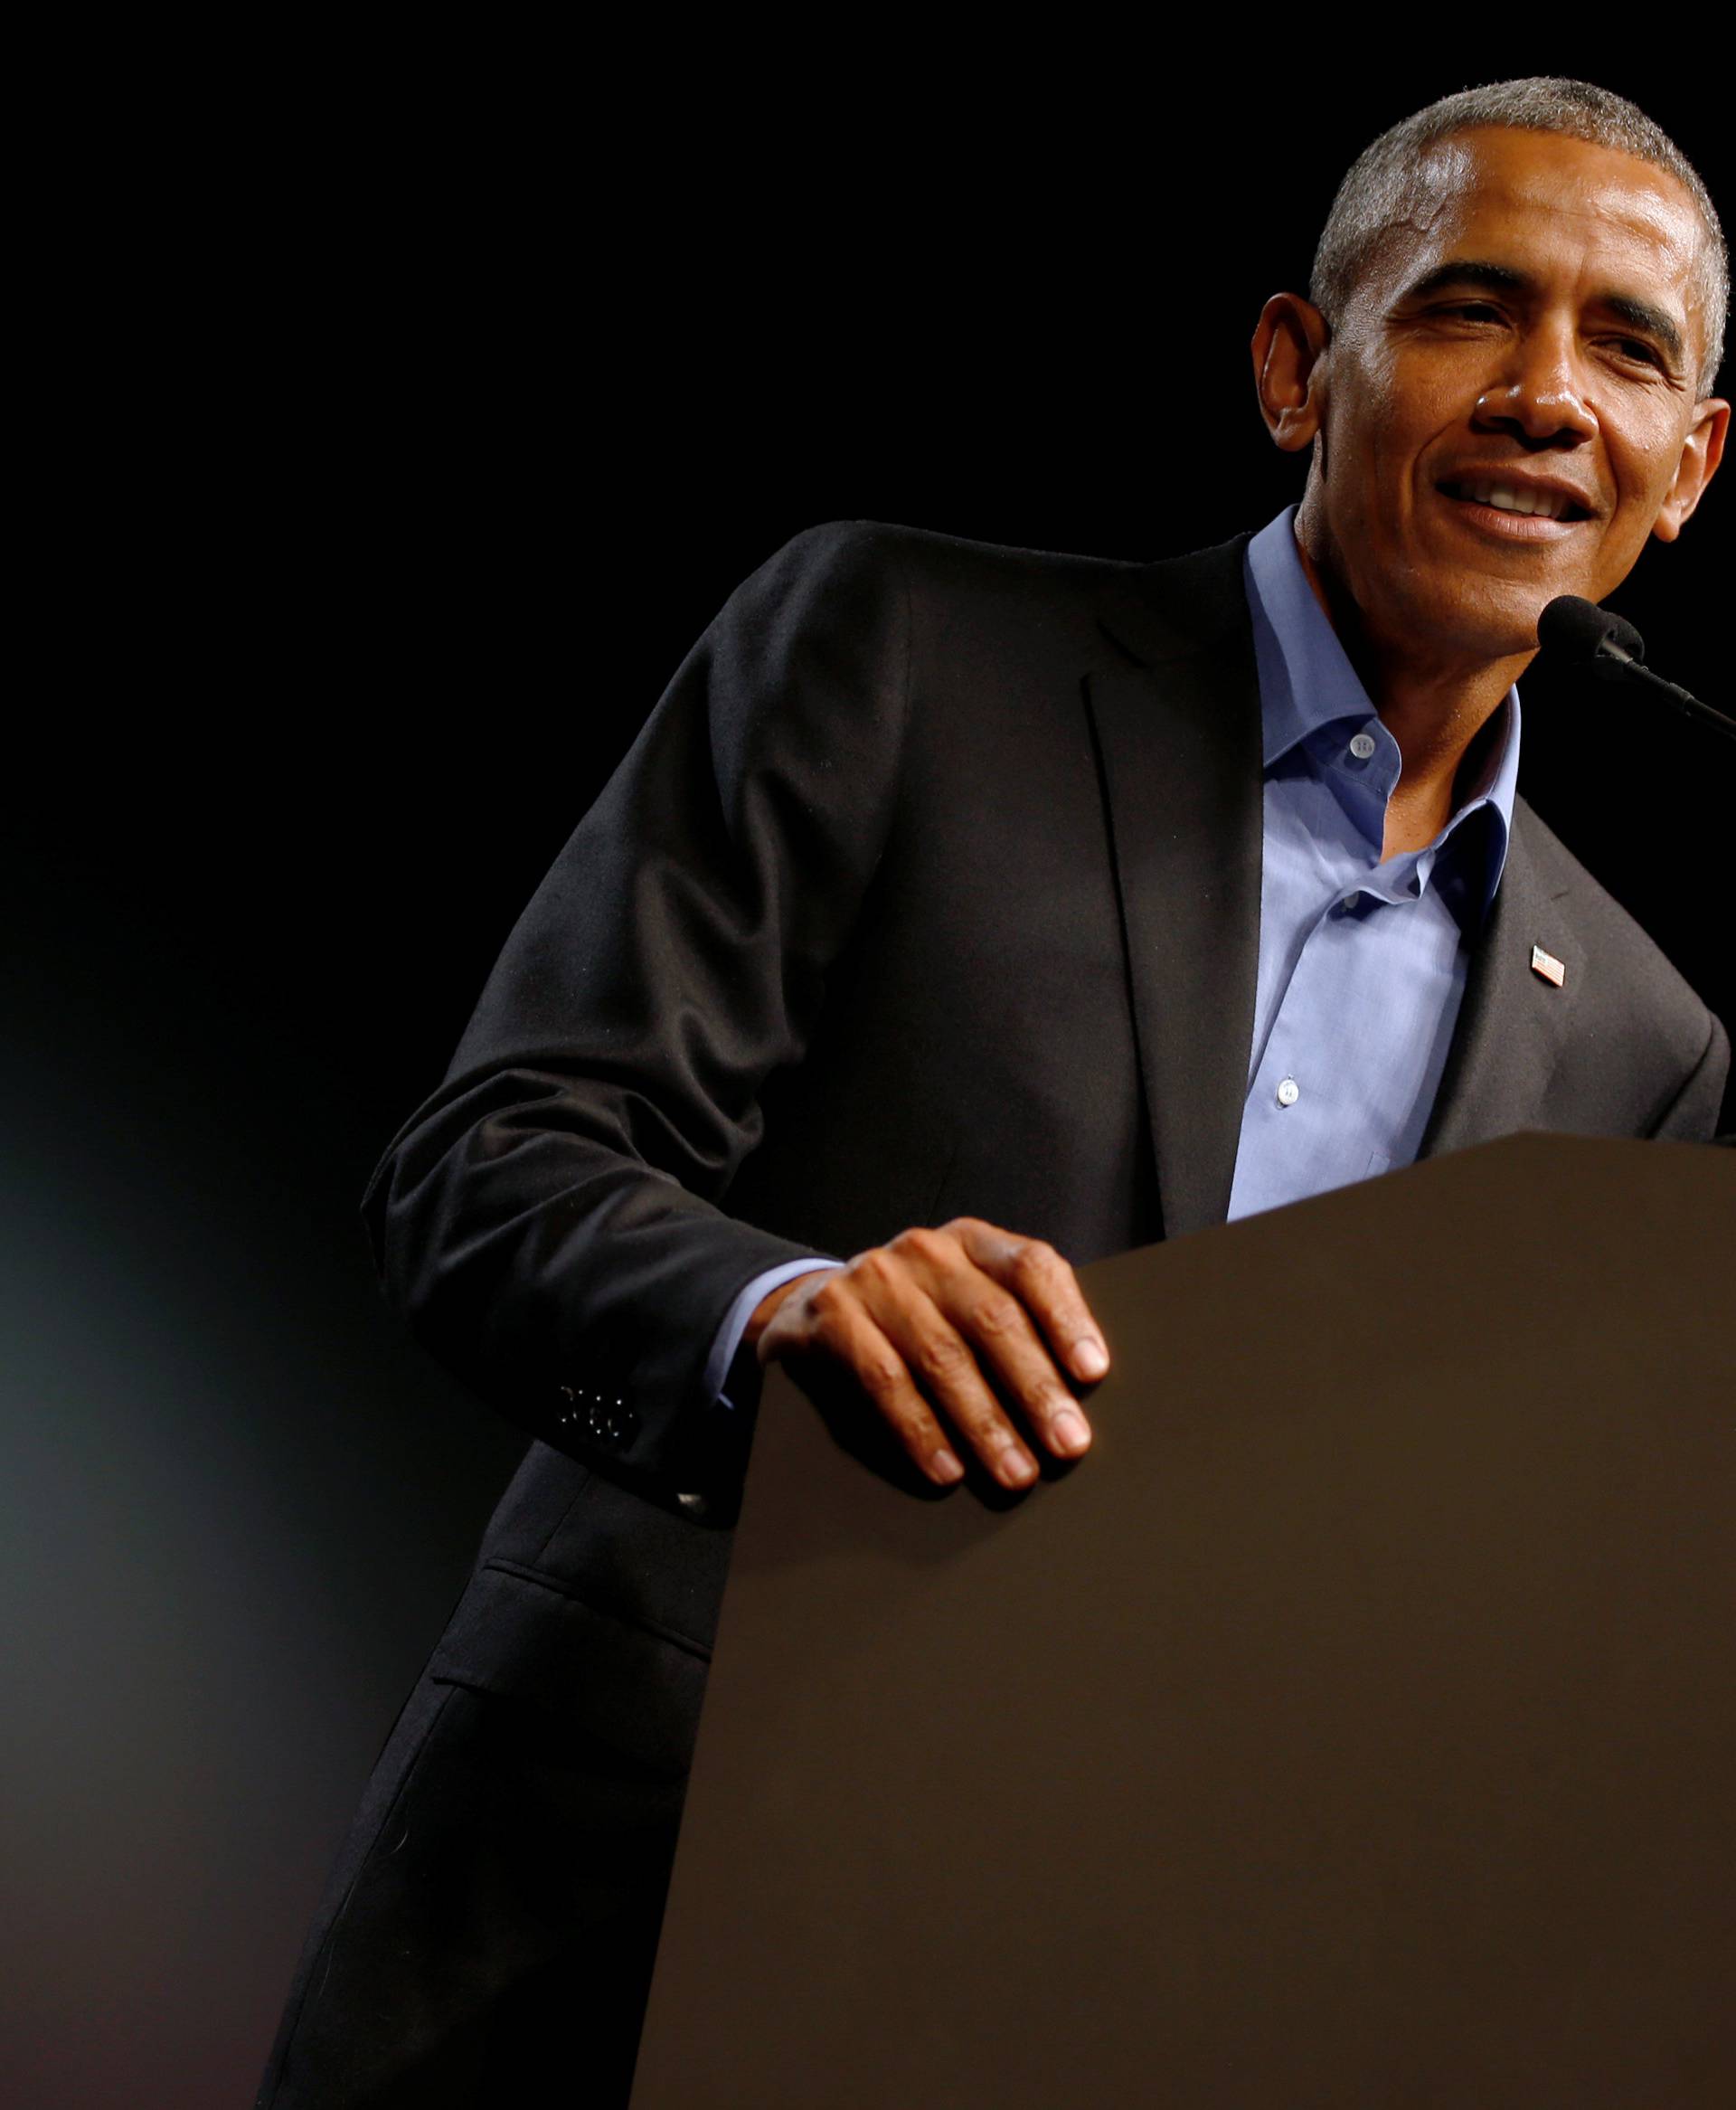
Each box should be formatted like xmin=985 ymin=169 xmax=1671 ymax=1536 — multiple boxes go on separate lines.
xmin=704 ymin=1257 xmax=844 ymax=1410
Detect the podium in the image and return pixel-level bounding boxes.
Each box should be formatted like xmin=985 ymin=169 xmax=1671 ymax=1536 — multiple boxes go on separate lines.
xmin=630 ymin=1135 xmax=1735 ymax=2107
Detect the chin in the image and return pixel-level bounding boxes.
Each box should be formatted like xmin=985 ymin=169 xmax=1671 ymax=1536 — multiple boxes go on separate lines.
xmin=1410 ymin=571 xmax=1578 ymax=663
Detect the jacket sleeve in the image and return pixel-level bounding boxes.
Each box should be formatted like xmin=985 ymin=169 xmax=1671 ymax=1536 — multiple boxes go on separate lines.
xmin=1647 ymin=1008 xmax=1731 ymax=1145
xmin=360 ymin=521 xmax=914 ymax=1495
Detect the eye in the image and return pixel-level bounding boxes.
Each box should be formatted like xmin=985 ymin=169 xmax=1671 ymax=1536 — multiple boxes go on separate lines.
xmin=1442 ymin=301 xmax=1505 ymax=322
xmin=1609 ymin=336 xmax=1664 ymax=367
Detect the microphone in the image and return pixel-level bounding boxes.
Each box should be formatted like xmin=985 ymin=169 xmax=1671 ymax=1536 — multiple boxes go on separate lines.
xmin=1537 ymin=596 xmax=1736 ymax=743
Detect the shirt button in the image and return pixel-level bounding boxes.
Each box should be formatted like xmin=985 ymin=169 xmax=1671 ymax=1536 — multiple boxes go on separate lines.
xmin=1349 ymin=732 xmax=1377 ymax=761
xmin=1277 ymin=1076 xmax=1300 ymax=1107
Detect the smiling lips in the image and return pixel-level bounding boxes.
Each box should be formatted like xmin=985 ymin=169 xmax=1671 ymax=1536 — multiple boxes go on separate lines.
xmin=1434 ymin=472 xmax=1594 ymax=540
xmin=1435 ymin=472 xmax=1597 ymax=537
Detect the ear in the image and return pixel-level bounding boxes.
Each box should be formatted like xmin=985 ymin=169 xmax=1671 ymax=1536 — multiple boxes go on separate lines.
xmin=1650 ymin=394 xmax=1729 ymax=543
xmin=1251 ymin=293 xmax=1333 ymax=453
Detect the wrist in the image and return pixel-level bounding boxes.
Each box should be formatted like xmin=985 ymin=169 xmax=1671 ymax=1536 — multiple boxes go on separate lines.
xmin=743 ymin=1273 xmax=810 ymax=1353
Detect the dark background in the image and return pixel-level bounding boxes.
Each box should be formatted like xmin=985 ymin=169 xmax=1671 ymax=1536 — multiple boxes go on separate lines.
xmin=7 ymin=59 xmax=1730 ymax=2109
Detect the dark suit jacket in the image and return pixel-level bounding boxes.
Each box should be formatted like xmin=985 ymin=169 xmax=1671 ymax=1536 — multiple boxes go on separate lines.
xmin=361 ymin=518 xmax=1729 ymax=1786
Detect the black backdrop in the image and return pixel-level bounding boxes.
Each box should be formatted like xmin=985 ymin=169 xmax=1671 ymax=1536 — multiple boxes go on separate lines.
xmin=6 ymin=58 xmax=1730 ymax=2110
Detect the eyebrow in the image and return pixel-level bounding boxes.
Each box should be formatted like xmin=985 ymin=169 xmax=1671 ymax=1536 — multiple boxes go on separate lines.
xmin=1399 ymin=259 xmax=1686 ymax=368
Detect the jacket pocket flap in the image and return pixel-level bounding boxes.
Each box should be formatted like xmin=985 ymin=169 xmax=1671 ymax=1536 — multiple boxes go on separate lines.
xmin=428 ymin=1560 xmax=710 ymax=1778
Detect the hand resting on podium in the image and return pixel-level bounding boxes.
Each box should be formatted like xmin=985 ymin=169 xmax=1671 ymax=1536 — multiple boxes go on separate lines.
xmin=744 ymin=1217 xmax=1110 ymax=1494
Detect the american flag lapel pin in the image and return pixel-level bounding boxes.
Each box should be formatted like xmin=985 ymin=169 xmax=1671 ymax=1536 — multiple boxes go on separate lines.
xmin=1531 ymin=943 xmax=1566 ymax=988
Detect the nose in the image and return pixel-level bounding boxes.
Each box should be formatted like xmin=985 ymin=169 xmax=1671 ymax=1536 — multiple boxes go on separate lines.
xmin=1472 ymin=327 xmax=1599 ymax=449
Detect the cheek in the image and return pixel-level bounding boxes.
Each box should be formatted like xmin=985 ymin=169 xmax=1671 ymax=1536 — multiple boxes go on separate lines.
xmin=1606 ymin=420 xmax=1686 ymax=510
xmin=1584 ymin=423 xmax=1684 ymax=586
xmin=1332 ymin=348 xmax=1467 ymax=499
xmin=1326 ymin=366 xmax=1406 ymax=492
xmin=1585 ymin=409 xmax=1687 ymax=556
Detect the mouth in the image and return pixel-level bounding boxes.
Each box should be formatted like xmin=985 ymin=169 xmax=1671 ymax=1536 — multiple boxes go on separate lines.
xmin=1434 ymin=474 xmax=1596 ymax=541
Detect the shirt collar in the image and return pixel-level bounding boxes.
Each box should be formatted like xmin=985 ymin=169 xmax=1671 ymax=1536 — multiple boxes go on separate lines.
xmin=1242 ymin=504 xmax=1521 ymax=914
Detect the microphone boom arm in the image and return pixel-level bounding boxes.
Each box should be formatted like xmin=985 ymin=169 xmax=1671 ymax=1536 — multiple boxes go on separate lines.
xmin=1594 ymin=653 xmax=1736 ymax=745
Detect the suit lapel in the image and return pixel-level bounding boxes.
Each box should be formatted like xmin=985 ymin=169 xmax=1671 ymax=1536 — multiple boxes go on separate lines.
xmin=1420 ymin=809 xmax=1584 ymax=1156
xmin=1083 ymin=539 xmax=1584 ymax=1225
xmin=1084 ymin=553 xmax=1264 ymax=1240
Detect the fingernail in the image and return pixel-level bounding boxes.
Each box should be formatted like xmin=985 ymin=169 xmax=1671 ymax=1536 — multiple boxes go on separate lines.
xmin=1072 ymin=1339 xmax=1109 ymax=1380
xmin=932 ymin=1447 xmax=964 ymax=1483
xmin=999 ymin=1446 xmax=1037 ymax=1486
xmin=1052 ymin=1407 xmax=1090 ymax=1455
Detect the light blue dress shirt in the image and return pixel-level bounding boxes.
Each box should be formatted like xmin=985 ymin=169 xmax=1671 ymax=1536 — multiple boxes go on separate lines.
xmin=1228 ymin=506 xmax=1520 ymax=1218
xmin=704 ymin=505 xmax=1522 ymax=1403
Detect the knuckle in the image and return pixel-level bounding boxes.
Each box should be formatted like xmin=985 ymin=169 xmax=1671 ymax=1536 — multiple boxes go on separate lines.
xmin=807 ymin=1274 xmax=848 ymax=1320
xmin=945 ymin=1386 xmax=1009 ymax=1442
xmin=912 ymin=1331 xmax=971 ymax=1386
xmin=892 ymin=1404 xmax=941 ymax=1452
xmin=1010 ymin=1238 xmax=1060 ymax=1291
xmin=857 ymin=1353 xmax=909 ymax=1402
xmin=849 ymin=1247 xmax=900 ymax=1291
xmin=970 ymin=1292 xmax=1024 ymax=1341
xmin=891 ymin=1225 xmax=948 ymax=1267
xmin=972 ymin=1414 xmax=1022 ymax=1459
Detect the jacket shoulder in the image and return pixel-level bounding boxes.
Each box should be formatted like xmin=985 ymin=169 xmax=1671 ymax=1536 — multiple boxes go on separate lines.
xmin=763 ymin=516 xmax=1157 ymax=588
xmin=758 ymin=517 xmax=1255 ymax=657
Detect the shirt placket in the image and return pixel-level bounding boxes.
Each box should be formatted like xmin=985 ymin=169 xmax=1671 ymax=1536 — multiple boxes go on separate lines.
xmin=1246 ymin=720 xmax=1421 ymax=1187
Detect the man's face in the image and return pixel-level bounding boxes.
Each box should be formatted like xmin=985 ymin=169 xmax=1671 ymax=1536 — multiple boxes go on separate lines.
xmin=1301 ymin=125 xmax=1726 ymax=663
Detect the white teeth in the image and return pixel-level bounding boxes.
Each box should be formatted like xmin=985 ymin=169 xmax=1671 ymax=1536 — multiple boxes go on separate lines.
xmin=1457 ymin=477 xmax=1571 ymax=520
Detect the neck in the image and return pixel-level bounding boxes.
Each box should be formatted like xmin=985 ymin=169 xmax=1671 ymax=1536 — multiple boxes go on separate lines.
xmin=1292 ymin=525 xmax=1527 ymax=859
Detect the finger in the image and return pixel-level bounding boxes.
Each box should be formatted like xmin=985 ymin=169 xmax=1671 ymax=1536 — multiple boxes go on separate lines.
xmin=907 ymin=1237 xmax=1093 ymax=1460
xmin=846 ymin=1252 xmax=1041 ymax=1490
xmin=793 ymin=1273 xmax=966 ymax=1488
xmin=961 ymin=1287 xmax=1093 ymax=1458
xmin=948 ymin=1220 xmax=1110 ymax=1385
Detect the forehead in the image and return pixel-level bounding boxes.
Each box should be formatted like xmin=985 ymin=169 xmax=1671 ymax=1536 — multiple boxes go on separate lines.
xmin=1376 ymin=125 xmax=1704 ymax=319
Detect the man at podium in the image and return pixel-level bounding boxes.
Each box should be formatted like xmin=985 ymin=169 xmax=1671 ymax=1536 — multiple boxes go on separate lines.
xmin=259 ymin=74 xmax=1729 ymax=2110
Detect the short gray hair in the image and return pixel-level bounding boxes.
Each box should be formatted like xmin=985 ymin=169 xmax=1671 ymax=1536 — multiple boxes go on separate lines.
xmin=1309 ymin=78 xmax=1727 ymax=394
